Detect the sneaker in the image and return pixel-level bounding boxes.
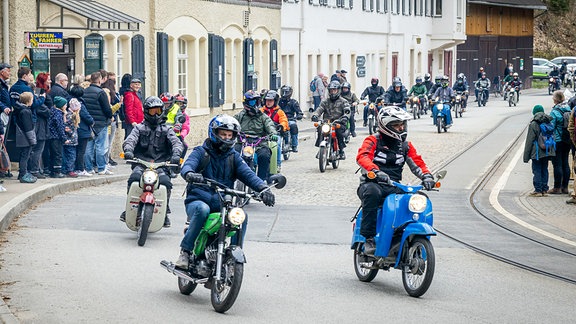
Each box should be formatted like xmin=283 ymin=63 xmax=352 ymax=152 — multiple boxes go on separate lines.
xmin=77 ymin=170 xmax=93 ymax=177
xmin=163 ymin=216 xmax=171 ymax=228
xmin=98 ymin=169 xmax=114 ymax=175
xmin=566 ymin=197 xmax=576 ymax=204
xmin=106 ymin=164 xmax=116 ymax=170
xmin=31 ymin=172 xmax=46 ymax=179
xmin=20 ymin=173 xmax=37 ymax=184
xmin=0 ymin=184 xmax=6 ymax=192
xmin=119 ymin=211 xmax=126 ymax=222
xmin=175 ymin=250 xmax=190 ymax=269
xmin=50 ymin=172 xmax=65 ymax=178
xmin=364 ymin=238 xmax=376 ymax=255
xmin=108 ymin=158 xmax=118 ymax=166
xmin=277 ymin=166 xmax=282 ymax=173
xmin=561 ymin=188 xmax=569 ymax=194
xmin=66 ymin=171 xmax=78 ymax=178
xmin=541 ymin=192 xmax=549 ymax=197
xmin=547 ymin=188 xmax=562 ymax=195
xmin=351 ymin=131 xmax=357 ymax=137
xmin=528 ymin=191 xmax=541 ymax=197
xmin=292 ymin=146 xmax=298 ymax=153
xmin=363 ymin=122 xmax=367 ymax=127
xmin=86 ymin=170 xmax=95 ymax=175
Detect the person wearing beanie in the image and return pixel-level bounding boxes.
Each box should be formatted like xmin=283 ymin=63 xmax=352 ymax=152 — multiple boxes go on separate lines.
xmin=523 ymin=104 xmax=555 ymax=196
xmin=47 ymin=96 xmax=68 ymax=178
xmin=62 ymin=98 xmax=82 ymax=178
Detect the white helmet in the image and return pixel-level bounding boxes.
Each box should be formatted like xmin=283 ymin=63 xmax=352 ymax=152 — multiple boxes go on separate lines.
xmin=377 ymin=106 xmax=412 ymax=141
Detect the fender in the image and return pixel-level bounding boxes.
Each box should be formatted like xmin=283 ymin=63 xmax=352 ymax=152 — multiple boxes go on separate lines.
xmin=395 ymin=222 xmax=436 ymax=266
xmin=230 ymin=246 xmax=246 ymax=263
xmin=140 ymin=191 xmax=155 ymax=204
xmin=319 ymin=140 xmax=328 ymax=147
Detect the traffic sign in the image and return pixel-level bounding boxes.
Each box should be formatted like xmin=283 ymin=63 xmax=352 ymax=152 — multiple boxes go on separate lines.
xmin=356 ymin=67 xmax=366 ymax=77
xmin=356 ymin=56 xmax=366 ymax=67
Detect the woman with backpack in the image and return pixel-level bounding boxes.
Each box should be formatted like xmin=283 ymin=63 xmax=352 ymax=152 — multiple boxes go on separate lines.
xmin=523 ymin=104 xmax=555 ymax=197
xmin=549 ymin=91 xmax=572 ymax=194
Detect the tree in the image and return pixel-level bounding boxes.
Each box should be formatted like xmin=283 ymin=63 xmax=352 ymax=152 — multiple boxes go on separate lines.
xmin=545 ymin=0 xmax=571 ymax=13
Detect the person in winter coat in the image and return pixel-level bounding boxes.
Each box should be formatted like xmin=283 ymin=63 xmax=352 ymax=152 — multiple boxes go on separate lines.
xmin=14 ymin=92 xmax=37 ymax=183
xmin=340 ymin=82 xmax=359 ymax=137
xmin=62 ymin=98 xmax=81 ymax=178
xmin=261 ymin=90 xmax=289 ymax=172
xmin=69 ymin=86 xmax=94 ymax=177
xmin=523 ymin=105 xmax=555 ymax=196
xmin=278 ymin=85 xmax=303 ymax=151
xmin=174 ymin=114 xmax=274 ymax=269
xmin=122 ymin=78 xmax=143 ymax=139
xmin=312 ymin=73 xmax=326 ymax=111
xmin=548 ymin=91 xmax=572 ymax=194
xmin=50 ymin=73 xmax=70 ymax=101
xmin=360 ymin=78 xmax=386 ymax=126
xmin=47 ymin=96 xmax=68 ymax=178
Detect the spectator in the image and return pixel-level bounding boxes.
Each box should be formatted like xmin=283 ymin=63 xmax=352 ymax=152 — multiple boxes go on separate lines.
xmin=9 ymin=67 xmax=46 ymax=122
xmin=123 ymin=78 xmax=143 ymax=138
xmin=321 ymin=75 xmax=329 ymax=99
xmin=311 ymin=73 xmax=325 ymax=111
xmin=0 ymin=63 xmax=12 ymax=178
xmin=548 ymin=90 xmax=572 ymax=194
xmin=119 ymin=73 xmax=132 ymax=96
xmin=83 ymin=72 xmax=113 ymax=175
xmin=330 ymin=70 xmax=341 ymax=82
xmin=48 ymin=96 xmax=68 ymax=178
xmin=339 ymin=69 xmax=348 ymax=84
xmin=477 ymin=66 xmax=485 ymax=80
xmin=504 ymin=63 xmax=513 ymax=78
xmin=34 ymin=73 xmax=53 ymax=177
xmin=101 ymin=75 xmax=121 ymax=166
xmin=69 ymin=85 xmax=94 ymax=177
xmin=62 ymin=98 xmax=81 ymax=178
xmin=50 ymin=73 xmax=70 ymax=101
xmin=523 ymin=105 xmax=555 ymax=196
xmin=14 ymin=92 xmax=37 ymax=183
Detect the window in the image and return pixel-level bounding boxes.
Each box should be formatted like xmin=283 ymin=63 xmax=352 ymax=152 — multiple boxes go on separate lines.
xmin=425 ymin=0 xmax=431 ymax=16
xmin=457 ymin=0 xmax=462 ymax=18
xmin=434 ymin=0 xmax=442 ymax=16
xmin=116 ymin=38 xmax=122 ymax=77
xmin=102 ymin=40 xmax=108 ymax=71
xmin=177 ymin=38 xmax=188 ymax=96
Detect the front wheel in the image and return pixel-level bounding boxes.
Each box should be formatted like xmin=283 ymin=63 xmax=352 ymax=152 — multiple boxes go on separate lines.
xmin=353 ymin=244 xmax=378 ymax=282
xmin=331 ymin=144 xmax=339 ymax=169
xmin=318 ymin=146 xmax=327 ymax=173
xmin=436 ymin=117 xmax=442 ymax=133
xmin=137 ymin=203 xmax=154 ymax=246
xmin=211 ymin=259 xmax=244 ymax=313
xmin=368 ymin=117 xmax=374 ymax=135
xmin=454 ymin=104 xmax=459 ymax=118
xmin=178 ymin=276 xmax=197 ymax=295
xmin=402 ymin=237 xmax=435 ymax=297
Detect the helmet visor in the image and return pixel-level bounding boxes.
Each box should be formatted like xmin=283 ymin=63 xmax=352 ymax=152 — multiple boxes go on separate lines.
xmin=147 ymin=107 xmax=163 ymax=116
xmin=247 ymin=99 xmax=258 ymax=107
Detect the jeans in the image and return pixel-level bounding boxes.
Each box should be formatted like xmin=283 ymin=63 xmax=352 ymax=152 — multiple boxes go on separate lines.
xmin=532 ymin=157 xmax=550 ymax=193
xmin=357 ymin=182 xmax=403 ymax=238
xmin=29 ymin=139 xmax=45 ymax=174
xmin=85 ymin=127 xmax=109 ymax=172
xmin=475 ymin=88 xmax=489 ymax=102
xmin=180 ymin=200 xmax=211 ymax=252
xmin=62 ymin=145 xmax=76 ymax=173
xmin=75 ymin=138 xmax=89 ymax=172
xmin=276 ymin=136 xmax=282 ymax=167
xmin=349 ymin=106 xmax=356 ymax=134
xmin=255 ymin=146 xmax=271 ymax=181
xmin=124 ymin=123 xmax=134 ymax=140
xmin=551 ymin=141 xmax=570 ymax=189
xmin=313 ymin=96 xmax=321 ymax=111
xmin=432 ymin=104 xmax=453 ymax=126
xmin=18 ymin=146 xmax=33 ymax=178
xmin=283 ymin=120 xmax=299 ymax=149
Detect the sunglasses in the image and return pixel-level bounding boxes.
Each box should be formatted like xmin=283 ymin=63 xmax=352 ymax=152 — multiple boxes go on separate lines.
xmin=147 ymin=107 xmax=163 ymax=116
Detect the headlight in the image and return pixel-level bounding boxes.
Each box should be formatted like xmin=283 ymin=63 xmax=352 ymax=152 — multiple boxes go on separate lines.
xmin=456 ymin=95 xmax=461 ymax=100
xmin=408 ymin=194 xmax=427 ymax=213
xmin=243 ymin=146 xmax=254 ymax=157
xmin=412 ymin=97 xmax=419 ymax=103
xmin=142 ymin=170 xmax=158 ymax=185
xmin=227 ymin=207 xmax=246 ymax=226
xmin=550 ymin=78 xmax=554 ymax=82
xmin=321 ymin=124 xmax=331 ymax=134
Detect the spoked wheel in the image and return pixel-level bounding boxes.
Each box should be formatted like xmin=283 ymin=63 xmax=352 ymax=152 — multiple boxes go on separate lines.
xmin=318 ymin=146 xmax=327 ymax=173
xmin=353 ymin=244 xmax=378 ymax=282
xmin=453 ymin=104 xmax=459 ymax=118
xmin=137 ymin=204 xmax=154 ymax=246
xmin=412 ymin=105 xmax=418 ymax=120
xmin=178 ymin=276 xmax=197 ymax=295
xmin=331 ymin=145 xmax=339 ymax=169
xmin=401 ymin=237 xmax=435 ymax=297
xmin=436 ymin=117 xmax=442 ymax=133
xmin=368 ymin=118 xmax=374 ymax=135
xmin=211 ymin=257 xmax=244 ymax=313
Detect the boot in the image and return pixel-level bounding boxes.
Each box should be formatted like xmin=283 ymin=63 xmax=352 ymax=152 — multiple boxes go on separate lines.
xmin=566 ymin=196 xmax=576 ymax=204
xmin=364 ymin=238 xmax=376 ymax=255
xmin=339 ymin=150 xmax=346 ymax=160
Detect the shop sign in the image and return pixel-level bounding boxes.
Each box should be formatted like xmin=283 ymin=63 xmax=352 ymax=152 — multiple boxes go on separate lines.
xmin=25 ymin=32 xmax=63 ymax=49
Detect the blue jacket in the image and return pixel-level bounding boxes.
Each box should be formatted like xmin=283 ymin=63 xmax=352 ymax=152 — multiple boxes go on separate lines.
xmin=48 ymin=107 xmax=66 ymax=140
xmin=550 ymin=104 xmax=572 ymax=142
xmin=0 ymin=78 xmax=10 ymax=112
xmin=76 ymin=98 xmax=94 ymax=139
xmin=181 ymin=139 xmax=266 ymax=211
xmin=9 ymin=79 xmax=45 ymax=123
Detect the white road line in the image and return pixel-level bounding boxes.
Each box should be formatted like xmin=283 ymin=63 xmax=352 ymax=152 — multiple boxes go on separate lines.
xmin=489 ymin=145 xmax=576 ymax=247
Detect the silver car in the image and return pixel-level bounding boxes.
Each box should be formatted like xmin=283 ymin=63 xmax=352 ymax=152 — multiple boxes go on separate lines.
xmin=533 ymin=58 xmax=558 ymax=79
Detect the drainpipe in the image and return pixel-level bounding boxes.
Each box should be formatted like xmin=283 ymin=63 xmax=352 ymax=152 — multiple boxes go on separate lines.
xmin=3 ymin=0 xmax=9 ymax=64
xmin=299 ymin=0 xmax=303 ymax=107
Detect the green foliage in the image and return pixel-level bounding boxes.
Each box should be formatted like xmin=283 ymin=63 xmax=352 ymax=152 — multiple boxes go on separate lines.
xmin=545 ymin=0 xmax=572 ymax=13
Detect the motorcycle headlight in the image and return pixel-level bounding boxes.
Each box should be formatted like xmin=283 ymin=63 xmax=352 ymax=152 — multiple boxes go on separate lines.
xmin=412 ymin=97 xmax=419 ymax=103
xmin=242 ymin=146 xmax=255 ymax=157
xmin=550 ymin=78 xmax=554 ymax=82
xmin=321 ymin=124 xmax=331 ymax=134
xmin=408 ymin=194 xmax=428 ymax=213
xmin=456 ymin=95 xmax=461 ymax=100
xmin=142 ymin=170 xmax=158 ymax=185
xmin=227 ymin=207 xmax=246 ymax=226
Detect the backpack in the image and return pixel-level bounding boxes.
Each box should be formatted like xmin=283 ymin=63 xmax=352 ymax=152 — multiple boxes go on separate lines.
xmin=535 ymin=121 xmax=556 ymax=159
xmin=554 ymin=107 xmax=572 ymax=144
xmin=309 ymin=79 xmax=317 ymax=93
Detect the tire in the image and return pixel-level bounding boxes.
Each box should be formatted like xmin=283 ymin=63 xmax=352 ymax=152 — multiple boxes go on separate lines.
xmin=178 ymin=277 xmax=197 ymax=295
xmin=318 ymin=146 xmax=327 ymax=173
xmin=477 ymin=95 xmax=482 ymax=107
xmin=454 ymin=104 xmax=459 ymax=118
xmin=211 ymin=258 xmax=244 ymax=313
xmin=412 ymin=104 xmax=417 ymax=120
xmin=137 ymin=203 xmax=154 ymax=247
xmin=508 ymin=97 xmax=512 ymax=107
xmin=549 ymin=85 xmax=552 ymax=95
xmin=283 ymin=149 xmax=290 ymax=161
xmin=331 ymin=144 xmax=339 ymax=169
xmin=368 ymin=118 xmax=374 ymax=135
xmin=353 ymin=244 xmax=378 ymax=282
xmin=401 ymin=237 xmax=435 ymax=297
xmin=436 ymin=117 xmax=442 ymax=133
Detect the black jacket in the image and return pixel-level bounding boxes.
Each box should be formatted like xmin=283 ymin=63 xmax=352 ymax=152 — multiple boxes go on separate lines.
xmin=35 ymin=103 xmax=51 ymax=141
xmin=278 ymin=98 xmax=303 ymax=121
xmin=49 ymin=83 xmax=70 ymax=102
xmin=83 ymin=84 xmax=112 ymax=133
xmin=15 ymin=103 xmax=36 ymax=147
xmin=122 ymin=121 xmax=183 ymax=163
xmin=360 ymin=85 xmax=385 ymax=103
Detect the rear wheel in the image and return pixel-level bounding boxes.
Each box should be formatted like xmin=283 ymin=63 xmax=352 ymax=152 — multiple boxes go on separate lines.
xmin=412 ymin=104 xmax=418 ymax=120
xmin=402 ymin=237 xmax=435 ymax=297
xmin=318 ymin=146 xmax=327 ymax=173
xmin=353 ymin=244 xmax=378 ymax=282
xmin=211 ymin=257 xmax=244 ymax=313
xmin=137 ymin=203 xmax=153 ymax=246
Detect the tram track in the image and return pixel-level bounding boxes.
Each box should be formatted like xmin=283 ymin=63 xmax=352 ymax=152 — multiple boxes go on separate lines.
xmin=431 ymin=110 xmax=576 ymax=285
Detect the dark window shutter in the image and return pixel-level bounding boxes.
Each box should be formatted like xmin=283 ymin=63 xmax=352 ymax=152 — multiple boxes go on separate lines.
xmin=208 ymin=34 xmax=225 ymax=108
xmin=243 ymin=38 xmax=255 ymax=93
xmin=157 ymin=32 xmax=169 ymax=95
xmin=131 ymin=35 xmax=146 ymax=98
xmin=269 ymin=39 xmax=280 ymax=90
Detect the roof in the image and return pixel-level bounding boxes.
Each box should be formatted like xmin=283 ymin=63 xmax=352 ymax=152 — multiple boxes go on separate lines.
xmin=46 ymin=0 xmax=144 ymax=30
xmin=467 ymin=0 xmax=547 ymax=10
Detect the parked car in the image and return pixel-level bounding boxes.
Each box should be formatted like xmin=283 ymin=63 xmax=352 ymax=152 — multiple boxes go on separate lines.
xmin=550 ymin=56 xmax=576 ymax=73
xmin=533 ymin=58 xmax=558 ymax=79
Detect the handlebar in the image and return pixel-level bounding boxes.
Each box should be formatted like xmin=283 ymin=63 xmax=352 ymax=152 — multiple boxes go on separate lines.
xmin=125 ymin=158 xmax=179 ymax=169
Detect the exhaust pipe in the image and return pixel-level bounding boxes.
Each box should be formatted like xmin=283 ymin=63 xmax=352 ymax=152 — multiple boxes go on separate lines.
xmin=160 ymin=260 xmax=208 ymax=284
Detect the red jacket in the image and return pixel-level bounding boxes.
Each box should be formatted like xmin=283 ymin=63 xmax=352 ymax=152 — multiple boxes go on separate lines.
xmin=356 ymin=134 xmax=430 ymax=181
xmin=124 ymin=90 xmax=143 ymax=124
xmin=260 ymin=105 xmax=289 ymax=132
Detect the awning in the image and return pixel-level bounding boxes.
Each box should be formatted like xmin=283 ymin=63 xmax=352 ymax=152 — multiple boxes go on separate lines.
xmin=39 ymin=0 xmax=144 ymax=31
xmin=467 ymin=0 xmax=547 ymax=10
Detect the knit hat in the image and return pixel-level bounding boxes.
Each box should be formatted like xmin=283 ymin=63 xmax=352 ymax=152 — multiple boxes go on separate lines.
xmin=69 ymin=98 xmax=81 ymax=112
xmin=53 ymin=96 xmax=67 ymax=109
xmin=532 ymin=104 xmax=544 ymax=115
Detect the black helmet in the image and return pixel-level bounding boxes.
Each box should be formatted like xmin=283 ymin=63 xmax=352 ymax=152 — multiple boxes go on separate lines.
xmin=424 ymin=73 xmax=431 ymax=81
xmin=341 ymin=82 xmax=351 ymax=95
xmin=415 ymin=77 xmax=423 ymax=85
xmin=143 ymin=96 xmax=165 ymax=125
xmin=280 ymin=85 xmax=293 ymax=99
xmin=371 ymin=77 xmax=379 ymax=86
xmin=264 ymin=89 xmax=279 ymax=107
xmin=327 ymin=80 xmax=341 ymax=100
xmin=208 ymin=114 xmax=241 ymax=152
xmin=243 ymin=90 xmax=261 ymax=115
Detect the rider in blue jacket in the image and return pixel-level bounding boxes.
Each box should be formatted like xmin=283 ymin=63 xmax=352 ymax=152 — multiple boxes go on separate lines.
xmin=175 ymin=114 xmax=275 ymax=269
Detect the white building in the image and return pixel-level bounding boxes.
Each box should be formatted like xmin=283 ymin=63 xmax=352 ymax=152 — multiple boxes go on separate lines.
xmin=281 ymin=0 xmax=467 ymax=108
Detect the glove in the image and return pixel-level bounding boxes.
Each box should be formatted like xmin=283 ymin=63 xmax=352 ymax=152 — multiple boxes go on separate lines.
xmin=124 ymin=151 xmax=134 ymax=160
xmin=185 ymin=172 xmax=204 ymax=184
xmin=296 ymin=113 xmax=303 ymax=120
xmin=339 ymin=116 xmax=349 ymax=125
xmin=170 ymin=156 xmax=181 ymax=165
xmin=260 ymin=190 xmax=275 ymax=207
xmin=270 ymin=134 xmax=279 ymax=142
xmin=311 ymin=115 xmax=319 ymax=122
xmin=374 ymin=170 xmax=391 ymax=185
xmin=173 ymin=124 xmax=182 ymax=132
xmin=422 ymin=173 xmax=435 ymax=190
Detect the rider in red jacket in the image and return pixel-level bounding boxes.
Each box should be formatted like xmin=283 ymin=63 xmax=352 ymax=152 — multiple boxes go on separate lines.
xmin=356 ymin=106 xmax=435 ymax=255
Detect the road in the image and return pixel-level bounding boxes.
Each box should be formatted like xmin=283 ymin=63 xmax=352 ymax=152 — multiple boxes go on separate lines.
xmin=1 ymin=90 xmax=576 ymax=323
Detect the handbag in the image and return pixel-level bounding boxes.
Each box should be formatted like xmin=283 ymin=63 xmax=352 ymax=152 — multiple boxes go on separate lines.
xmin=0 ymin=139 xmax=10 ymax=172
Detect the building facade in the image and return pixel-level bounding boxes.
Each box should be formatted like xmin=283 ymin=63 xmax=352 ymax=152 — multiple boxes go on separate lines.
xmin=281 ymin=0 xmax=467 ymax=108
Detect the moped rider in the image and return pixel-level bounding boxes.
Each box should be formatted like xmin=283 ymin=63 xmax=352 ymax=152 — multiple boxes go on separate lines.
xmin=549 ymin=66 xmax=561 ymax=90
xmin=278 ymin=85 xmax=304 ymax=152
xmin=121 ymin=96 xmax=183 ymax=227
xmin=507 ymin=72 xmax=523 ymax=101
xmin=174 ymin=114 xmax=275 ymax=269
xmin=356 ymin=106 xmax=435 ymax=255
xmin=432 ymin=76 xmax=455 ymax=127
xmin=422 ymin=73 xmax=434 ymax=93
xmin=452 ymin=74 xmax=469 ymax=109
xmin=340 ymin=82 xmax=359 ymax=137
xmin=408 ymin=76 xmax=428 ymax=110
xmin=311 ymin=80 xmax=351 ymax=160
xmin=261 ymin=90 xmax=289 ymax=172
xmin=383 ymin=80 xmax=408 ymax=110
xmin=360 ymin=77 xmax=385 ymax=127
xmin=427 ymin=75 xmax=442 ymax=97
xmin=560 ymin=60 xmax=569 ymax=86
xmin=234 ymin=90 xmax=278 ymax=181
xmin=474 ymin=72 xmax=491 ymax=104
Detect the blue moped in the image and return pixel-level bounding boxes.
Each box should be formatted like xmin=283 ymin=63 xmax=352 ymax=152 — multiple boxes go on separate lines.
xmin=351 ymin=170 xmax=446 ymax=297
xmin=434 ymin=100 xmax=451 ymax=133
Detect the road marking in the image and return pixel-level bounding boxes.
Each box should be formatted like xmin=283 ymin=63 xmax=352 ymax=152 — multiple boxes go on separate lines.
xmin=489 ymin=145 xmax=576 ymax=247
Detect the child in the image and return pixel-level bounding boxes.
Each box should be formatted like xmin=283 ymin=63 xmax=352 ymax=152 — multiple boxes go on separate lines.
xmin=62 ymin=98 xmax=81 ymax=177
xmin=48 ymin=96 xmax=68 ymax=178
xmin=14 ymin=92 xmax=37 ymax=183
